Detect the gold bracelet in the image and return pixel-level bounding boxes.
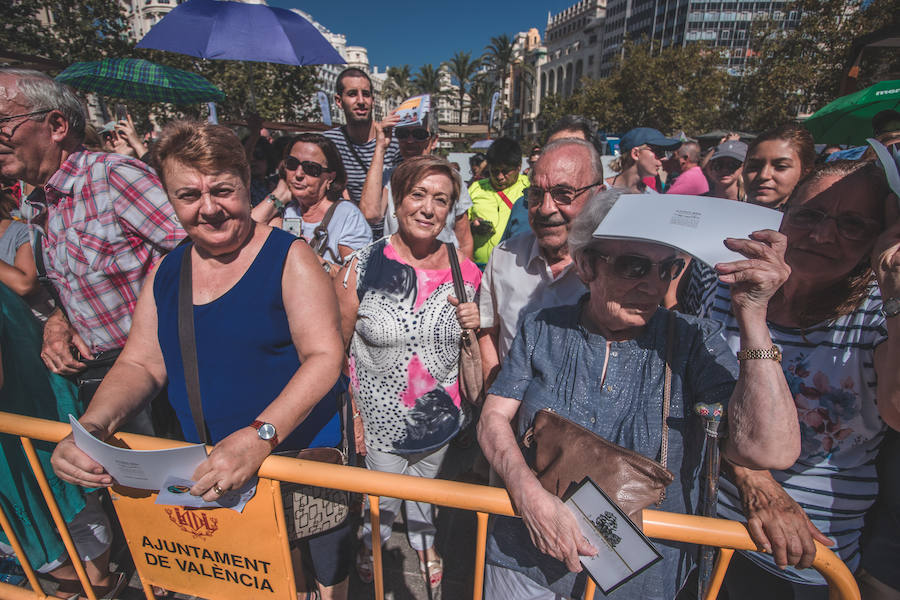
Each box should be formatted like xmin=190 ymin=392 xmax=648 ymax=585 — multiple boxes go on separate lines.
xmin=736 ymin=345 xmax=782 ymax=362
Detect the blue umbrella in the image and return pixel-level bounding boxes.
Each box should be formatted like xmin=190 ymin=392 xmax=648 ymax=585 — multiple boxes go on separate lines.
xmin=135 ymin=0 xmax=345 ymax=66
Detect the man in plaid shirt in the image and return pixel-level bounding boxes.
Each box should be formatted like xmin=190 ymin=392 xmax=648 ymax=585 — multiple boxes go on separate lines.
xmin=0 ymin=69 xmax=185 ymax=420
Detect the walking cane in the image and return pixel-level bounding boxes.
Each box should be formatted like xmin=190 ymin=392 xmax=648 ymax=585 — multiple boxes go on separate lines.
xmin=694 ymin=402 xmax=725 ymax=600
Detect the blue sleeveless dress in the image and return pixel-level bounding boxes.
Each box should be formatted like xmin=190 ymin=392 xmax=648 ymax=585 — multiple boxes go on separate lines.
xmin=154 ymin=228 xmax=341 ymax=451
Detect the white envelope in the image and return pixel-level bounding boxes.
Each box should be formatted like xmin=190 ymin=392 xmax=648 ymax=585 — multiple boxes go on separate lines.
xmin=592 ymin=194 xmax=784 ymax=268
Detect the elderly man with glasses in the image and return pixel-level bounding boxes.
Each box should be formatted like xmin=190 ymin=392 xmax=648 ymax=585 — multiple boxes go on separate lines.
xmin=477 ymin=138 xmax=604 ymax=387
xmin=0 ymin=68 xmax=184 ymax=417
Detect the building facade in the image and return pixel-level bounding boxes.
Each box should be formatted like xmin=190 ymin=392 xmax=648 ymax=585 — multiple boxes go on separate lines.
xmin=600 ymin=0 xmax=801 ymax=76
xmin=504 ymin=28 xmax=547 ymax=139
xmin=540 ymin=0 xmax=607 ymax=105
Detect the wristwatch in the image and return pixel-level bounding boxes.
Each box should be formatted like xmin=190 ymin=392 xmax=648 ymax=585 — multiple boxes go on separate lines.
xmin=266 ymin=193 xmax=285 ymax=215
xmin=250 ymin=420 xmax=279 ymax=449
xmin=883 ymin=297 xmax=900 ymax=319
xmin=736 ymin=345 xmax=782 ymax=362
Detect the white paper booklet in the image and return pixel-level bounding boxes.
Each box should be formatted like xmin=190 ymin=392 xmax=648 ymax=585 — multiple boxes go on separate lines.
xmin=394 ymin=94 xmax=430 ymax=127
xmin=69 ymin=415 xmax=208 ymax=490
xmin=592 ymin=194 xmax=784 ymax=268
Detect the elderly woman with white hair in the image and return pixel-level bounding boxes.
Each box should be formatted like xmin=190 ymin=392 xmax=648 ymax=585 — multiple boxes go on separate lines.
xmin=477 ymin=187 xmax=802 ymax=599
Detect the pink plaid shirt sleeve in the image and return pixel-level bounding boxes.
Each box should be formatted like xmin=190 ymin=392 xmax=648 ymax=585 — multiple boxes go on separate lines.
xmin=39 ymin=151 xmax=186 ymax=353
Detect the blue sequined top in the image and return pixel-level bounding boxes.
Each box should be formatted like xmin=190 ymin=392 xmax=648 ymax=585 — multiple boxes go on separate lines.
xmin=486 ymin=297 xmax=739 ymax=599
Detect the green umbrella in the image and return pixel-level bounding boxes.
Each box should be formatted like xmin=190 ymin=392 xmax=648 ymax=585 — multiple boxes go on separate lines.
xmin=55 ymin=57 xmax=225 ymax=104
xmin=803 ymin=79 xmax=900 ymax=145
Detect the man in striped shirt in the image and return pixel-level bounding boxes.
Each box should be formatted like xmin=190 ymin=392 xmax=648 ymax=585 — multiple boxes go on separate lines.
xmin=323 ymin=68 xmax=400 ymax=206
xmin=0 ymin=69 xmax=185 ymax=418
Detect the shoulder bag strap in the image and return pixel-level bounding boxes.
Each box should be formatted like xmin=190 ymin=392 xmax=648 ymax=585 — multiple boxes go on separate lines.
xmin=660 ymin=310 xmax=675 ymax=469
xmin=340 ymin=126 xmax=369 ymax=172
xmin=445 ymin=242 xmax=467 ymax=302
xmin=496 ymin=190 xmax=513 ymax=211
xmin=311 ymin=199 xmax=344 ymax=264
xmin=178 ymin=247 xmax=209 ymax=445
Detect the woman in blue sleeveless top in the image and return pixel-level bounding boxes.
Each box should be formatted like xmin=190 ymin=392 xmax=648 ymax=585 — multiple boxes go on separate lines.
xmin=51 ymin=121 xmax=351 ymax=598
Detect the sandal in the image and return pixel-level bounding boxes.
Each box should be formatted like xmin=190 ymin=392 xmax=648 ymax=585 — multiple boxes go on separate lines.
xmin=53 ymin=572 xmax=127 ymax=600
xmin=419 ymin=554 xmax=443 ymax=590
xmin=355 ymin=545 xmax=374 ymax=584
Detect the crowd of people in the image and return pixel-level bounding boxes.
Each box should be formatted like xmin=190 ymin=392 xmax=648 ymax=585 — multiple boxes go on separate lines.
xmin=0 ymin=63 xmax=899 ymax=600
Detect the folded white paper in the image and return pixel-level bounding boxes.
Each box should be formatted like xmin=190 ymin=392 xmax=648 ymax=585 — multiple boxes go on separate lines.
xmin=592 ymin=194 xmax=784 ymax=268
xmin=70 ymin=415 xmax=208 ymax=490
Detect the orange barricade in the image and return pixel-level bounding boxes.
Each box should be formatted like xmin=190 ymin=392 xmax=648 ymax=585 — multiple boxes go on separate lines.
xmin=0 ymin=412 xmax=861 ymax=600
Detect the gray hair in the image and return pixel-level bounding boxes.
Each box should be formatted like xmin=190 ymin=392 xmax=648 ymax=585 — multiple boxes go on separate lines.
xmin=540 ymin=137 xmax=604 ymax=182
xmin=567 ymin=187 xmax=626 ymax=262
xmin=678 ymin=141 xmax=701 ymax=164
xmin=0 ymin=68 xmax=86 ymax=141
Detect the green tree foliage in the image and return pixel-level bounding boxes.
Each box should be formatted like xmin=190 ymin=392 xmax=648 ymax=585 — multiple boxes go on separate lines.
xmin=1 ymin=0 xmax=132 ymax=63
xmin=731 ymin=0 xmax=900 ymax=131
xmin=540 ymin=40 xmax=730 ymax=136
xmin=413 ymin=63 xmax=443 ymax=100
xmin=384 ymin=64 xmax=413 ymax=108
xmin=444 ymin=51 xmax=481 ymax=125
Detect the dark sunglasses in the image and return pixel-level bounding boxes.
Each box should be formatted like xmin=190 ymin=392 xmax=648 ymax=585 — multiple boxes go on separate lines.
xmin=284 ymin=156 xmax=332 ymax=177
xmin=590 ymin=251 xmax=686 ymax=281
xmin=786 ymin=207 xmax=881 ymax=241
xmin=711 ymin=159 xmax=742 ymax=172
xmin=395 ymin=128 xmax=430 ymax=141
xmin=526 ymin=180 xmax=603 ymax=206
xmin=642 ymin=145 xmax=670 ymax=160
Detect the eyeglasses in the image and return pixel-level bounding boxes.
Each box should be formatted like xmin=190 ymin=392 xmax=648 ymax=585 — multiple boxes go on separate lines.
xmin=785 ymin=207 xmax=881 ymax=241
xmin=589 ymin=250 xmax=686 ymax=281
xmin=395 ymin=128 xmax=430 ymax=141
xmin=640 ymin=146 xmax=670 ymax=160
xmin=0 ymin=109 xmax=51 ymax=139
xmin=284 ymin=156 xmax=333 ymax=177
xmin=710 ymin=159 xmax=742 ymax=172
xmin=526 ymin=180 xmax=603 ymax=206
xmin=489 ymin=165 xmax=519 ymax=177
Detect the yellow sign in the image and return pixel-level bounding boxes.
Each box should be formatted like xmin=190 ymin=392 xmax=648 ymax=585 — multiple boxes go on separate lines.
xmin=110 ymin=479 xmax=295 ymax=599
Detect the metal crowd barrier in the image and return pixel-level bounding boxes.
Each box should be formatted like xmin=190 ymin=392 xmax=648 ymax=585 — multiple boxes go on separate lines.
xmin=0 ymin=412 xmax=860 ymax=600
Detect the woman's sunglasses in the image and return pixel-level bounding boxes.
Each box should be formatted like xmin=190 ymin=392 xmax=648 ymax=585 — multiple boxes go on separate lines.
xmin=590 ymin=250 xmax=686 ymax=281
xmin=785 ymin=207 xmax=881 ymax=241
xmin=284 ymin=156 xmax=332 ymax=177
xmin=395 ymin=128 xmax=430 ymax=141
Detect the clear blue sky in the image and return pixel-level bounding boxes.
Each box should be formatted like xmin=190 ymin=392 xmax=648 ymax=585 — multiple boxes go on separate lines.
xmin=269 ymin=0 xmax=577 ymax=73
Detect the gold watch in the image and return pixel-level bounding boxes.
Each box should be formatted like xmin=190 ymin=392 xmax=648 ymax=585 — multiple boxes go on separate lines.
xmin=736 ymin=345 xmax=782 ymax=362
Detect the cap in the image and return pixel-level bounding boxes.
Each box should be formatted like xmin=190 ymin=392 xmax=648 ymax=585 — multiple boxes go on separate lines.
xmin=99 ymin=121 xmax=117 ymax=134
xmin=710 ymin=140 xmax=748 ymax=163
xmin=619 ymin=127 xmax=682 ymax=152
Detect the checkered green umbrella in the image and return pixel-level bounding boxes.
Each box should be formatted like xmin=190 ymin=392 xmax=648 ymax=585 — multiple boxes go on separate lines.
xmin=55 ymin=58 xmax=224 ymax=104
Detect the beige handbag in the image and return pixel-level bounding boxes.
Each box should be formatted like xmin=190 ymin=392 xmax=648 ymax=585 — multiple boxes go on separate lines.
xmin=445 ymin=243 xmax=485 ymax=406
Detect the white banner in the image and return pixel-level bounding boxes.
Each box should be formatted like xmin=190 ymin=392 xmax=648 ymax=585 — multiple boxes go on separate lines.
xmin=317 ymin=91 xmax=332 ymax=126
xmin=488 ymin=91 xmax=500 ymax=132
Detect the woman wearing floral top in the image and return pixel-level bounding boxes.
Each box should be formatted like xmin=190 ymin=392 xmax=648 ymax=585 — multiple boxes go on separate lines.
xmin=335 ymin=156 xmax=481 ymax=591
xmin=701 ymin=160 xmax=900 ymax=598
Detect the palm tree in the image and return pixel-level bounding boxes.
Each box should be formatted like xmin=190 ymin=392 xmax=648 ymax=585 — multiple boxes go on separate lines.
xmin=413 ymin=63 xmax=443 ymax=99
xmin=443 ymin=51 xmax=481 ymax=125
xmin=469 ymin=76 xmax=495 ymax=125
xmin=482 ymin=34 xmax=516 ymax=130
xmin=384 ymin=64 xmax=413 ymax=107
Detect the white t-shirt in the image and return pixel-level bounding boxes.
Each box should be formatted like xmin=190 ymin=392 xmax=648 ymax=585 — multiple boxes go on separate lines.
xmin=283 ymin=200 xmax=372 ymax=262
